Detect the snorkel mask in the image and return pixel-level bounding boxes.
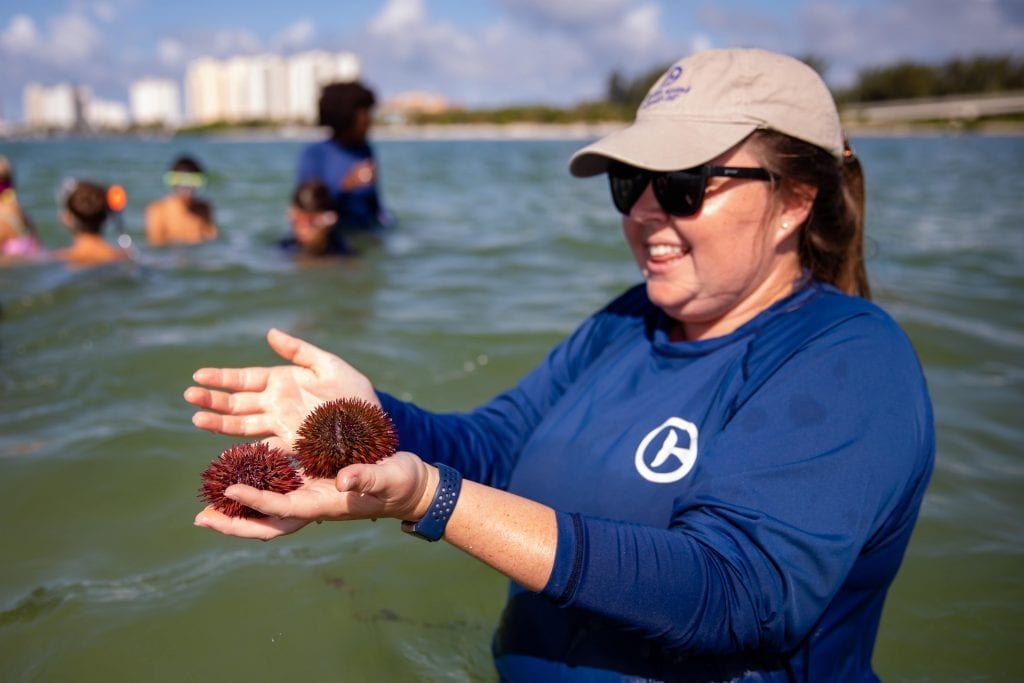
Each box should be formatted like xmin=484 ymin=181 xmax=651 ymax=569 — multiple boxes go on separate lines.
xmin=164 ymin=170 xmax=207 ymax=191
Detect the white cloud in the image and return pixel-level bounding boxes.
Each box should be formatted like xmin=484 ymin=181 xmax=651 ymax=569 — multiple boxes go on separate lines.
xmin=158 ymin=38 xmax=186 ymax=67
xmin=92 ymin=1 xmax=119 ymax=23
xmin=272 ymin=19 xmax=316 ymax=51
xmin=47 ymin=11 xmax=104 ymax=65
xmin=498 ymin=0 xmax=634 ymax=29
xmin=799 ymin=0 xmax=1024 ymax=86
xmin=354 ymin=0 xmax=677 ymax=106
xmin=208 ymin=27 xmax=262 ymax=56
xmin=369 ymin=0 xmax=427 ymax=34
xmin=0 ymin=14 xmax=39 ymax=53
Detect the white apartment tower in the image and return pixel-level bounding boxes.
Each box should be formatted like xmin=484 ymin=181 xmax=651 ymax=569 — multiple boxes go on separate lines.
xmin=130 ymin=78 xmax=181 ymax=127
xmin=184 ymin=50 xmax=360 ymax=126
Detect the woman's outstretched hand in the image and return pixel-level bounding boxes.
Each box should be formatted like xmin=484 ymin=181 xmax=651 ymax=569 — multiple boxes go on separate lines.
xmin=194 ymin=451 xmax=437 ymax=541
xmin=183 ymin=328 xmax=377 ymax=452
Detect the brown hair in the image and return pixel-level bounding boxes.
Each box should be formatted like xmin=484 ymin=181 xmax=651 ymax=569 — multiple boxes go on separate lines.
xmin=291 ymin=179 xmax=333 ymax=213
xmin=750 ymin=130 xmax=870 ymax=299
xmin=65 ymin=181 xmax=109 ymax=234
xmin=318 ymin=81 xmax=376 ymax=134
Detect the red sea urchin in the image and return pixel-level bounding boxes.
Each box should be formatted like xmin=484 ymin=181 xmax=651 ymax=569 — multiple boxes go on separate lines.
xmin=293 ymin=398 xmax=399 ymax=479
xmin=199 ymin=442 xmax=303 ymax=518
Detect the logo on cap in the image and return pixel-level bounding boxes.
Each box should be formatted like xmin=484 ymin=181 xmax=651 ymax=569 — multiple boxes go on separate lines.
xmin=641 ymin=65 xmax=690 ymax=110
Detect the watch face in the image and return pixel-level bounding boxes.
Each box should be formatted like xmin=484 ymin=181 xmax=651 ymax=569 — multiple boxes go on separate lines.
xmin=401 ymin=519 xmax=439 ymax=541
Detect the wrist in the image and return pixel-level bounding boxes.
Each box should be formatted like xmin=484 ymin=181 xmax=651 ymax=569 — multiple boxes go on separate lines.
xmin=410 ymin=464 xmax=440 ymax=521
xmin=401 ymin=463 xmax=462 ymax=542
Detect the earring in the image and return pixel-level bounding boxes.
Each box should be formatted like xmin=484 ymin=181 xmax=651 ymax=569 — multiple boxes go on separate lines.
xmin=782 ymin=221 xmax=790 ymax=231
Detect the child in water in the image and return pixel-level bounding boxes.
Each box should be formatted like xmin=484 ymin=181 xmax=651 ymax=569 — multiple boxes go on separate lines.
xmin=55 ymin=179 xmax=130 ymax=266
xmin=280 ymin=179 xmax=351 ymax=257
xmin=145 ymin=155 xmax=218 ymax=246
xmin=0 ymin=155 xmax=43 ymax=261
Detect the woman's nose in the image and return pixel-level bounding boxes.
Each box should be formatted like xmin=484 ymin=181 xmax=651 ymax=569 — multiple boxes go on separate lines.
xmin=629 ymin=184 xmax=666 ymax=221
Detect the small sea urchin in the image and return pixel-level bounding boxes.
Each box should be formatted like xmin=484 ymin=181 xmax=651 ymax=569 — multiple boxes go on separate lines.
xmin=199 ymin=442 xmax=303 ymax=518
xmin=293 ymin=398 xmax=399 ymax=479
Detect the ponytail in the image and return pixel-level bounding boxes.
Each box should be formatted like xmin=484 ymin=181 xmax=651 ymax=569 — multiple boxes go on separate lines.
xmin=751 ymin=131 xmax=871 ymax=299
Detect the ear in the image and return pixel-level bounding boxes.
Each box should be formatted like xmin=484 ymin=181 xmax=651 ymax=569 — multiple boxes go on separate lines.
xmin=774 ymin=180 xmax=817 ymax=244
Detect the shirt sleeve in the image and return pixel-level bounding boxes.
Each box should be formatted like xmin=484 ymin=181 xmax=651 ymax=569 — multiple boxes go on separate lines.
xmin=542 ymin=311 xmax=934 ymax=653
xmin=378 ymin=287 xmax=651 ymax=488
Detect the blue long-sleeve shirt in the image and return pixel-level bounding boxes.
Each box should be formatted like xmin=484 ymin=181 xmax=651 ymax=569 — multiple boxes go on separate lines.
xmin=378 ymin=281 xmax=934 ymax=681
xmin=295 ymin=139 xmax=384 ymax=229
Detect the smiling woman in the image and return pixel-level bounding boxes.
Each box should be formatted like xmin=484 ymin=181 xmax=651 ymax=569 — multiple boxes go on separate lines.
xmin=185 ymin=48 xmax=934 ymax=682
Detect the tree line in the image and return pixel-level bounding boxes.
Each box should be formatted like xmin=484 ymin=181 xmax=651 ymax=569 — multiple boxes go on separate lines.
xmin=410 ymin=53 xmax=1023 ymax=125
xmin=606 ymin=53 xmax=1024 ymax=109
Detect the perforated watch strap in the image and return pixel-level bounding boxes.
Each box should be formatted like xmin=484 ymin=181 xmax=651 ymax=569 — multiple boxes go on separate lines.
xmin=401 ymin=463 xmax=462 ymax=542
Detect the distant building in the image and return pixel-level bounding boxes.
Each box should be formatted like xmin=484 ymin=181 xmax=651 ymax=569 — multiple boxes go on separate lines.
xmin=285 ymin=50 xmax=360 ymax=123
xmin=87 ymin=98 xmax=130 ymax=131
xmin=19 ymin=49 xmax=363 ymax=131
xmin=130 ymin=78 xmax=181 ymax=128
xmin=184 ymin=50 xmax=360 ymax=126
xmin=21 ymin=82 xmax=129 ymax=132
xmin=185 ymin=57 xmax=228 ymax=125
xmin=23 ymin=83 xmax=84 ymax=130
xmin=380 ymin=90 xmax=455 ymax=123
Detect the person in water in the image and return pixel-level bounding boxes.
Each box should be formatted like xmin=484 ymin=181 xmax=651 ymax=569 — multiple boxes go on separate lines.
xmin=296 ymin=80 xmax=391 ymax=233
xmin=145 ymin=155 xmax=218 ymax=246
xmin=188 ymin=49 xmax=934 ymax=681
xmin=0 ymin=155 xmax=42 ymax=260
xmin=279 ymin=180 xmax=351 ymax=257
xmin=56 ymin=179 xmax=130 ymax=266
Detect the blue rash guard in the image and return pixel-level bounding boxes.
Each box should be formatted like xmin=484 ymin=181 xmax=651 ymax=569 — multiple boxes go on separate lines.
xmin=378 ymin=281 xmax=934 ymax=682
xmin=295 ymin=139 xmax=385 ymax=229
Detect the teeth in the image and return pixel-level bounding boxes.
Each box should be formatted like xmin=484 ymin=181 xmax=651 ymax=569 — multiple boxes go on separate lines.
xmin=648 ymin=244 xmax=683 ymax=258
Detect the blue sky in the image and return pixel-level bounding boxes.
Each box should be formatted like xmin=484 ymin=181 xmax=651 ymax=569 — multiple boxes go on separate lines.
xmin=3 ymin=0 xmax=1023 ymax=121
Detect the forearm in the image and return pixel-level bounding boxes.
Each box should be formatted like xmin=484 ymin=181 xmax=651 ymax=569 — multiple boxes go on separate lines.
xmin=447 ymin=480 xmax=557 ymax=592
xmin=411 ymin=466 xmax=557 ymax=593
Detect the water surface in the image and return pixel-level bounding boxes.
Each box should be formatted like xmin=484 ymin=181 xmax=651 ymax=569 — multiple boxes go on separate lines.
xmin=1 ymin=133 xmax=1021 ymax=682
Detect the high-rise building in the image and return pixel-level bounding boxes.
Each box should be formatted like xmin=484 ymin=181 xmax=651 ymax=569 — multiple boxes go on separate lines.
xmin=130 ymin=78 xmax=181 ymax=128
xmin=23 ymin=83 xmax=83 ymax=130
xmin=183 ymin=50 xmax=360 ymax=126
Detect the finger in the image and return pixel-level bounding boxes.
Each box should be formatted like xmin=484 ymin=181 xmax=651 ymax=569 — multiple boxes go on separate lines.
xmin=192 ymin=367 xmax=272 ymax=393
xmin=192 ymin=411 xmax=271 ymax=438
xmin=193 ymin=505 xmax=300 ymax=540
xmin=224 ymin=484 xmax=302 ymax=519
xmin=267 ymin=328 xmax=333 ymax=372
xmin=183 ymin=386 xmax=264 ymax=415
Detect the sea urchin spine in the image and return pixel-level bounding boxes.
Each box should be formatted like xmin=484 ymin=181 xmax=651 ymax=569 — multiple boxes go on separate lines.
xmin=199 ymin=442 xmax=303 ymax=518
xmin=293 ymin=398 xmax=399 ymax=479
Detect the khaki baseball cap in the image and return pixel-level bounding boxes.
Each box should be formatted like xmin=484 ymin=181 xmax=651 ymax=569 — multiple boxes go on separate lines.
xmin=569 ymin=48 xmax=843 ymax=177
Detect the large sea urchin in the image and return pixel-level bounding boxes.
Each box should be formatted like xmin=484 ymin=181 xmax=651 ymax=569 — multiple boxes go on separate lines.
xmin=199 ymin=442 xmax=303 ymax=518
xmin=293 ymin=398 xmax=398 ymax=479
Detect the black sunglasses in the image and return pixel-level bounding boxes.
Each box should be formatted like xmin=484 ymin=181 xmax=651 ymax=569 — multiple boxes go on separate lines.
xmin=607 ymin=161 xmax=775 ymax=217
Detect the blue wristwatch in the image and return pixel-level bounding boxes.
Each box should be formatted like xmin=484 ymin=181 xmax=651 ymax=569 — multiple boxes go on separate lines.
xmin=401 ymin=463 xmax=462 ymax=542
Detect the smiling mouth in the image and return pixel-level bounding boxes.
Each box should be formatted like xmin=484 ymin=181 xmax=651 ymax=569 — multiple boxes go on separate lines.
xmin=647 ymin=244 xmax=685 ymax=261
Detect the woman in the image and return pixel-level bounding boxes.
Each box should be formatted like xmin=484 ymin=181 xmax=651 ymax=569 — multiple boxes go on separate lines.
xmin=296 ymin=80 xmax=390 ymax=231
xmin=187 ymin=48 xmax=934 ymax=681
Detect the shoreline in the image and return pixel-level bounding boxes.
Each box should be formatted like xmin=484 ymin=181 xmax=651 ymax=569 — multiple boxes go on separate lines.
xmin=3 ymin=119 xmax=1022 ymax=143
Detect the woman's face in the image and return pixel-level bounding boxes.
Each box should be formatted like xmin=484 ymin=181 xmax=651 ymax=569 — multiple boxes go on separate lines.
xmin=621 ymin=141 xmax=806 ymax=341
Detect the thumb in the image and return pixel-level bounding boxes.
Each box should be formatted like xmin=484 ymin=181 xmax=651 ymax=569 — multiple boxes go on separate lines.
xmin=336 ymin=463 xmax=380 ymax=495
xmin=267 ymin=328 xmax=330 ymax=370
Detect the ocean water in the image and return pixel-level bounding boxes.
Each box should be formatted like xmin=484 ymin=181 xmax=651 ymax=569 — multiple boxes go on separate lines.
xmin=0 ymin=133 xmax=1021 ymax=682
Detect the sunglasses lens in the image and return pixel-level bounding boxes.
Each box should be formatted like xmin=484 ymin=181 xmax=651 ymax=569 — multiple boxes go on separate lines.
xmin=652 ymin=170 xmax=705 ymax=216
xmin=608 ymin=163 xmax=649 ymax=215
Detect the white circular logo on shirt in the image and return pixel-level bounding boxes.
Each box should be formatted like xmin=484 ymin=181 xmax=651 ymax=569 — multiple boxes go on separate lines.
xmin=635 ymin=417 xmax=699 ymax=483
